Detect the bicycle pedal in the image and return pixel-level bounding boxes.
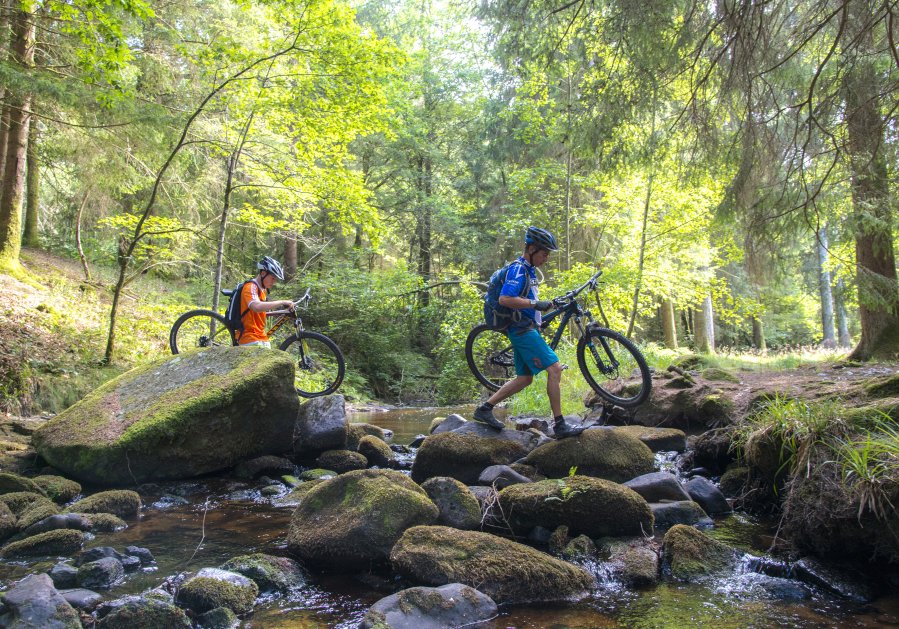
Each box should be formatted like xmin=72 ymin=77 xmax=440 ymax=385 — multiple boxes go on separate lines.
xmin=560 ymin=363 xmax=570 ymax=370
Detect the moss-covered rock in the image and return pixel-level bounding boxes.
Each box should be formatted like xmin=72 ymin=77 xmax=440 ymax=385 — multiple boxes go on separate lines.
xmin=718 ymin=466 xmax=750 ymax=498
xmin=0 ymin=528 xmax=84 ymax=558
xmin=65 ymin=490 xmax=141 ymax=517
xmin=421 ymin=477 xmax=482 ymax=530
xmin=32 ymin=346 xmax=299 ymax=485
xmin=314 ymin=449 xmax=367 ymax=474
xmin=16 ymin=499 xmax=60 ymax=530
xmin=498 ymin=476 xmax=653 ymax=538
xmin=606 ymin=538 xmax=659 ymax=586
xmin=31 ymin=475 xmax=81 ymax=503
xmin=390 ymin=525 xmax=593 ymax=604
xmin=661 ymin=524 xmax=738 ymax=581
xmin=0 ymin=472 xmax=44 ymax=496
xmin=692 ymin=428 xmax=735 ymax=474
xmin=864 ymin=373 xmax=899 ymax=398
xmin=219 ymin=553 xmax=308 ymax=594
xmin=360 ymin=584 xmax=498 ymax=629
xmin=611 ymin=426 xmax=687 ymax=453
xmin=357 ymin=435 xmax=394 ymax=468
xmin=348 ymin=423 xmax=391 ymax=450
xmin=698 ymin=393 xmax=736 ymax=423
xmin=428 ymin=417 xmax=445 ymax=434
xmin=522 ymin=429 xmax=654 ymax=482
xmin=0 ymin=573 xmax=81 ymax=628
xmin=298 ymin=468 xmax=336 ymax=480
xmin=195 ymin=606 xmax=238 ymax=629
xmin=97 ymin=598 xmax=192 ymax=628
xmin=672 ymin=355 xmax=708 ymax=371
xmin=287 ymin=469 xmax=438 ymax=570
xmin=0 ymin=501 xmax=16 ymax=541
xmin=701 ymin=367 xmax=740 ymax=383
xmin=0 ymin=491 xmax=49 ymax=513
xmin=82 ymin=512 xmax=128 ymax=532
xmin=272 ymin=480 xmax=323 ymax=507
xmin=411 ymin=433 xmax=529 ymax=485
xmin=175 ymin=568 xmax=259 ymax=615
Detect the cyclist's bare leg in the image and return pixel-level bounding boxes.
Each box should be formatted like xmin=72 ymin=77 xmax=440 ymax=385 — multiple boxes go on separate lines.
xmin=546 ymin=361 xmax=563 ymax=418
xmin=487 ymin=374 xmax=533 ymax=406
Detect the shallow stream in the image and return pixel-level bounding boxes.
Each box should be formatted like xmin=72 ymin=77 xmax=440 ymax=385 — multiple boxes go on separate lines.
xmin=3 ymin=406 xmax=898 ymax=628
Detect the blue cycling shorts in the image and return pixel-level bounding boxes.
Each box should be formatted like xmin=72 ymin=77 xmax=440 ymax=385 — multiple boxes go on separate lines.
xmin=508 ymin=328 xmax=559 ymax=376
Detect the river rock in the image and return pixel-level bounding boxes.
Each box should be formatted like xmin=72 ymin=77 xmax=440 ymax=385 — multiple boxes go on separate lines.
xmin=0 ymin=573 xmax=81 ymax=628
xmin=661 ymin=524 xmax=739 ymax=581
xmin=96 ymin=597 xmax=191 ymax=628
xmin=611 ymin=426 xmax=687 ymax=452
xmin=76 ymin=546 xmax=127 ymax=566
xmin=22 ymin=513 xmax=91 ymax=538
xmin=77 ymin=556 xmax=125 ymax=589
xmin=196 ymin=606 xmax=239 ymax=629
xmin=219 ymin=553 xmax=308 ymax=594
xmin=0 ymin=501 xmax=15 ymax=541
xmin=390 ymin=525 xmax=594 ymax=604
xmin=497 ymin=476 xmax=653 ymax=538
xmin=293 ymin=394 xmax=348 ymax=455
xmin=31 ymin=475 xmax=81 ymax=503
xmin=451 ymin=421 xmax=544 ymax=452
xmin=350 ymin=422 xmax=393 ymax=443
xmin=126 ymin=545 xmax=155 ymax=565
xmin=315 ymin=449 xmax=368 ymax=473
xmin=59 ymin=587 xmax=104 ymax=610
xmin=0 ymin=472 xmax=44 ymax=496
xmin=33 ymin=347 xmax=299 ymax=485
xmin=359 ymin=583 xmax=498 ymax=629
xmin=692 ymin=428 xmax=735 ymax=473
xmin=651 ymin=501 xmax=712 ymax=530
xmin=684 ymin=477 xmax=731 ymax=515
xmin=175 ymin=568 xmax=259 ymax=615
xmin=411 ymin=433 xmax=529 ymax=484
xmin=624 ymin=472 xmax=691 ymax=502
xmin=287 ymin=469 xmax=438 ymax=570
xmin=0 ymin=529 xmax=84 ymax=558
xmin=358 ymin=435 xmax=395 ymax=467
xmin=49 ymin=562 xmax=79 ymax=588
xmin=521 ymin=428 xmax=655 ymax=482
xmin=431 ymin=414 xmax=466 ymax=434
xmin=233 ymin=455 xmax=294 ymax=479
xmin=605 ymin=538 xmax=660 ymax=586
xmin=420 ymin=477 xmax=482 ymax=530
xmin=792 ymin=557 xmax=876 ymax=602
xmin=65 ymin=490 xmax=142 ymax=517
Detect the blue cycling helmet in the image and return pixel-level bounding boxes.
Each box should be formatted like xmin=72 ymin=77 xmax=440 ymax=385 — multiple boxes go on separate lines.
xmin=257 ymin=256 xmax=285 ymax=280
xmin=525 ymin=226 xmax=559 ymax=251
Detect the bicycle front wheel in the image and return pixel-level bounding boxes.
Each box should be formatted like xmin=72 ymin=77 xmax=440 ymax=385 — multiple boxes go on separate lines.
xmin=465 ymin=324 xmax=516 ymax=392
xmin=278 ymin=331 xmax=345 ymax=398
xmin=170 ymin=310 xmax=236 ymax=354
xmin=576 ymin=326 xmax=651 ymax=407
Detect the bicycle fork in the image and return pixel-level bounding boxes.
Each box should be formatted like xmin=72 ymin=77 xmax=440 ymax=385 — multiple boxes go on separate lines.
xmin=581 ymin=321 xmax=620 ymax=375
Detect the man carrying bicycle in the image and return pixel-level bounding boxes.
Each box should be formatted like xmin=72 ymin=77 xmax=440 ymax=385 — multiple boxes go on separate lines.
xmin=238 ymin=256 xmax=296 ymax=348
xmin=473 ymin=227 xmax=586 ymax=439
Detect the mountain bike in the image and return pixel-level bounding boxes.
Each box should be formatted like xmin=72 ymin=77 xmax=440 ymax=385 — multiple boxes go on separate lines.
xmin=465 ymin=270 xmax=652 ymax=407
xmin=169 ymin=288 xmax=345 ymax=398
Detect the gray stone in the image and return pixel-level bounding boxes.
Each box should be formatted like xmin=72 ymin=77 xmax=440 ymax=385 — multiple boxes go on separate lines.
xmin=359 ymin=583 xmax=498 ymax=629
xmin=125 ymin=545 xmax=155 ymax=565
xmin=233 ymin=455 xmax=294 ymax=479
xmin=293 ymin=394 xmax=348 ymax=455
xmin=76 ymin=545 xmax=125 ymax=566
xmin=453 ymin=421 xmax=543 ymax=452
xmin=196 ymin=606 xmax=239 ymax=628
xmin=624 ymin=472 xmax=691 ymax=503
xmin=77 ymin=556 xmax=125 ymax=589
xmin=651 ymin=501 xmax=712 ymax=531
xmin=477 ymin=465 xmax=533 ymax=489
xmin=431 ymin=414 xmax=467 ymax=434
xmin=219 ymin=553 xmax=308 ymax=594
xmin=792 ymin=557 xmax=876 ymax=603
xmin=175 ymin=568 xmax=259 ymax=615
xmin=58 ymin=587 xmax=104 ymax=610
xmin=48 ymin=562 xmax=78 ymax=589
xmin=421 ymin=477 xmax=482 ymax=530
xmin=684 ymin=476 xmax=731 ymax=515
xmin=22 ymin=513 xmax=92 ymax=537
xmin=0 ymin=573 xmax=81 ymax=628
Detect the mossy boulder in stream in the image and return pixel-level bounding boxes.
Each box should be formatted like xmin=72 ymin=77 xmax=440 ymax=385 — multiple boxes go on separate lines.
xmin=660 ymin=524 xmax=739 ymax=581
xmin=175 ymin=568 xmax=259 ymax=615
xmin=0 ymin=472 xmax=44 ymax=495
xmin=0 ymin=528 xmax=84 ymax=558
xmin=411 ymin=433 xmax=529 ymax=485
xmin=287 ymin=469 xmax=439 ymax=570
xmin=31 ymin=475 xmax=81 ymax=503
xmin=522 ymin=428 xmax=654 ymax=482
xmin=65 ymin=490 xmax=141 ymax=517
xmin=219 ymin=553 xmax=308 ymax=594
xmin=390 ymin=525 xmax=594 ymax=604
xmin=497 ymin=476 xmax=653 ymax=538
xmin=97 ymin=598 xmax=191 ymax=628
xmin=32 ymin=346 xmax=299 ymax=485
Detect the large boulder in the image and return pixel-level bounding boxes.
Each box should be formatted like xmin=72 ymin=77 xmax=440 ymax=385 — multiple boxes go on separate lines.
xmin=624 ymin=472 xmax=691 ymax=502
xmin=97 ymin=597 xmax=191 ymax=628
xmin=661 ymin=524 xmax=739 ymax=581
xmin=390 ymin=525 xmax=594 ymax=604
xmin=611 ymin=426 xmax=687 ymax=453
xmin=219 ymin=553 xmax=308 ymax=594
xmin=497 ymin=476 xmax=653 ymax=538
xmin=360 ymin=584 xmax=497 ymax=629
xmin=293 ymin=394 xmax=348 ymax=455
xmin=287 ymin=469 xmax=438 ymax=570
xmin=175 ymin=568 xmax=259 ymax=615
xmin=0 ymin=529 xmax=84 ymax=558
xmin=521 ymin=428 xmax=655 ymax=482
xmin=32 ymin=347 xmax=299 ymax=485
xmin=0 ymin=573 xmax=81 ymax=628
xmin=420 ymin=477 xmax=482 ymax=530
xmin=411 ymin=433 xmax=529 ymax=484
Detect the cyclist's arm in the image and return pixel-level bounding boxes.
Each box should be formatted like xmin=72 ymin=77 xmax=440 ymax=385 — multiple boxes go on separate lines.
xmin=247 ymin=298 xmax=295 ymax=313
xmin=498 ymin=295 xmax=535 ymax=309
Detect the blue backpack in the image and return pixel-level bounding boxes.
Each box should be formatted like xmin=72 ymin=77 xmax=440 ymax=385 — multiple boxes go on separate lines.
xmin=483 ymin=262 xmax=531 ymax=330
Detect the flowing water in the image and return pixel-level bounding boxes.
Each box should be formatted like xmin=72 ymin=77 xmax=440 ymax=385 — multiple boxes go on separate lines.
xmin=3 ymin=405 xmax=899 ymax=628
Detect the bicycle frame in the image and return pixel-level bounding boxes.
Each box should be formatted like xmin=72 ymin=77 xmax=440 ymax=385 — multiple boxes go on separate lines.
xmin=263 ymin=288 xmax=312 ymax=338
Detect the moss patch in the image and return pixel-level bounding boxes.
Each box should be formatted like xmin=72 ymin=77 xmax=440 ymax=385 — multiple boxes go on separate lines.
xmin=97 ymin=599 xmax=191 ymax=628
xmin=661 ymin=524 xmax=738 ymax=581
xmin=81 ymin=512 xmax=128 ymax=532
xmin=0 ymin=528 xmax=84 ymax=558
xmin=864 ymin=373 xmax=899 ymax=398
xmin=65 ymin=490 xmax=141 ymax=517
xmin=31 ymin=475 xmax=81 ymax=503
xmin=358 ymin=435 xmax=394 ymax=467
xmin=522 ymin=429 xmax=655 ymax=482
xmin=175 ymin=574 xmax=259 ymax=615
xmin=702 ymin=367 xmax=740 ymax=383
xmin=219 ymin=553 xmax=308 ymax=593
xmin=411 ymin=433 xmax=529 ymax=485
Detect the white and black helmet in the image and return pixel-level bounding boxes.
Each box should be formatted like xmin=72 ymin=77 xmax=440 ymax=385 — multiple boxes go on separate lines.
xmin=257 ymin=256 xmax=285 ymax=281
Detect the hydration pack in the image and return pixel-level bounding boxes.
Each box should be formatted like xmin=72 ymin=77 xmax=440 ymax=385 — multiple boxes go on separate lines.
xmin=224 ymin=279 xmax=257 ymax=341
xmin=483 ymin=262 xmax=531 ymax=330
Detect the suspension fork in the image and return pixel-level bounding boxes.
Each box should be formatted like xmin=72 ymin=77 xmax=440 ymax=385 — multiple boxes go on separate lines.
xmin=582 ymin=322 xmax=619 ymax=373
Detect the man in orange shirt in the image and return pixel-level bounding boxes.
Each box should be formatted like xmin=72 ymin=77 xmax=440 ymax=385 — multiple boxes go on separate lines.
xmin=238 ymin=256 xmax=295 ymax=348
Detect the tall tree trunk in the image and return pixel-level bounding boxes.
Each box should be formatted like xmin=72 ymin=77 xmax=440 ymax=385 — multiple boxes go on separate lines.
xmin=0 ymin=8 xmax=34 ymax=266
xmin=284 ymin=231 xmax=297 ymax=281
xmin=693 ymin=296 xmax=715 ymax=353
xmin=816 ymin=227 xmax=836 ymax=348
xmin=75 ymin=190 xmax=91 ymax=280
xmin=661 ymin=298 xmax=678 ymax=349
xmin=751 ymin=316 xmax=766 ymax=352
xmin=23 ymin=117 xmax=38 ymax=248
xmin=0 ymin=106 xmax=9 ymax=204
xmin=843 ymin=0 xmax=899 ymax=360
xmin=834 ymin=277 xmax=851 ymax=348
xmin=417 ymin=153 xmax=432 ymax=307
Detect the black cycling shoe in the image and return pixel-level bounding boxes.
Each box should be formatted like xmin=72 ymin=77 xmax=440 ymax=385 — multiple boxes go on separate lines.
xmin=473 ymin=406 xmax=505 ymax=430
xmin=553 ymin=420 xmax=586 ymax=439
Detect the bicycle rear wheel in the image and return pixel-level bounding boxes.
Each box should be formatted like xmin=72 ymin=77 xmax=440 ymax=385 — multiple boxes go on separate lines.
xmin=170 ymin=310 xmax=236 ymax=354
xmin=576 ymin=326 xmax=651 ymax=407
xmin=278 ymin=331 xmax=345 ymax=398
xmin=465 ymin=324 xmax=516 ymax=392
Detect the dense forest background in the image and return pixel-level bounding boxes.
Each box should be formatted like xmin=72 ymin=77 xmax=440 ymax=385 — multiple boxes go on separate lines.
xmin=0 ymin=0 xmax=897 ymax=404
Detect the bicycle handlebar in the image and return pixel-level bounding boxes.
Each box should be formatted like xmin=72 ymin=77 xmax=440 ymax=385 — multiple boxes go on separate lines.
xmin=552 ymin=270 xmax=602 ymax=306
xmin=268 ymin=289 xmax=312 ymax=316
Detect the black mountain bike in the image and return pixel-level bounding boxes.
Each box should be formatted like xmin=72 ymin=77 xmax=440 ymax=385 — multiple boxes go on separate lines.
xmin=169 ymin=288 xmax=345 ymax=398
xmin=465 ymin=270 xmax=652 ymax=407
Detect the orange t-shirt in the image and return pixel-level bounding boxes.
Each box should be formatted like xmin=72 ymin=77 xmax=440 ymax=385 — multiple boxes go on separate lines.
xmin=238 ymin=280 xmax=268 ymax=344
